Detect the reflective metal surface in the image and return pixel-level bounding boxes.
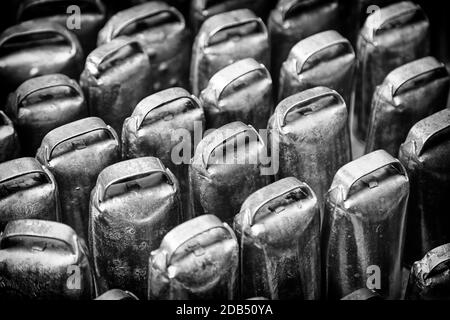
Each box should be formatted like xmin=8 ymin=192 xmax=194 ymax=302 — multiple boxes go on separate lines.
xmin=122 ymin=87 xmax=204 ymax=219
xmin=234 ymin=177 xmax=321 ymax=300
xmin=189 ymin=121 xmax=269 ymax=224
xmin=365 ymin=57 xmax=449 ymax=156
xmin=399 ymin=109 xmax=450 ymax=265
xmin=98 ymin=1 xmax=191 ymax=91
xmin=269 ymin=0 xmax=341 ymax=96
xmin=36 ymin=117 xmax=121 ymax=241
xmin=80 ymin=38 xmax=152 ymax=136
xmin=148 ymin=214 xmax=239 ymax=300
xmin=278 ymin=30 xmax=355 ymax=106
xmin=354 ymin=1 xmax=430 ymax=141
xmin=6 ymin=74 xmax=88 ymax=156
xmin=190 ymin=9 xmax=270 ymax=96
xmin=0 ymin=20 xmax=84 ymax=104
xmin=0 ymin=157 xmax=59 ymax=231
xmin=268 ymin=87 xmax=352 ymax=207
xmin=200 ymin=58 xmax=273 ymax=130
xmin=0 ymin=219 xmax=95 ymax=299
xmin=90 ymin=157 xmax=181 ymax=299
xmin=322 ymin=150 xmax=409 ymax=299
xmin=405 ymin=243 xmax=450 ymax=300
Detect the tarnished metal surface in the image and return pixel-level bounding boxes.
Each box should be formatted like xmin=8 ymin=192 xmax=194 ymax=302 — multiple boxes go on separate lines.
xmin=234 ymin=177 xmax=321 ymax=300
xmin=269 ymin=0 xmax=341 ymax=95
xmin=322 ymin=150 xmax=409 ymax=299
xmin=16 ymin=0 xmax=106 ymax=54
xmin=278 ymin=30 xmax=356 ymax=105
xmin=36 ymin=117 xmax=121 ymax=241
xmin=398 ymin=109 xmax=450 ymax=265
xmin=189 ymin=121 xmax=268 ymax=224
xmin=190 ymin=0 xmax=274 ymax=33
xmin=268 ymin=87 xmax=351 ymax=207
xmin=340 ymin=288 xmax=382 ymax=300
xmin=6 ymin=74 xmax=88 ymax=156
xmin=200 ymin=58 xmax=273 ymax=130
xmin=98 ymin=1 xmax=191 ymax=91
xmin=190 ymin=9 xmax=270 ymax=96
xmin=90 ymin=157 xmax=181 ymax=299
xmin=366 ymin=57 xmax=449 ymax=156
xmin=95 ymin=289 xmax=139 ymax=300
xmin=405 ymin=243 xmax=450 ymax=300
xmin=0 ymin=111 xmax=20 ymax=162
xmin=0 ymin=0 xmax=449 ymax=302
xmin=342 ymin=0 xmax=398 ymax=46
xmin=0 ymin=157 xmax=59 ymax=230
xmin=0 ymin=219 xmax=95 ymax=299
xmin=148 ymin=214 xmax=239 ymax=300
xmin=80 ymin=38 xmax=152 ymax=136
xmin=0 ymin=20 xmax=84 ymax=104
xmin=354 ymin=1 xmax=430 ymax=141
xmin=122 ymin=87 xmax=204 ymax=219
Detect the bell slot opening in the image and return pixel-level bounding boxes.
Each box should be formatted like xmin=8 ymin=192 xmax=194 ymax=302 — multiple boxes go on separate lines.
xmin=207 ymin=20 xmax=261 ymax=46
xmin=253 ymin=188 xmax=308 ymax=224
xmin=0 ymin=171 xmax=49 ymax=199
xmin=103 ymin=171 xmax=165 ymax=201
